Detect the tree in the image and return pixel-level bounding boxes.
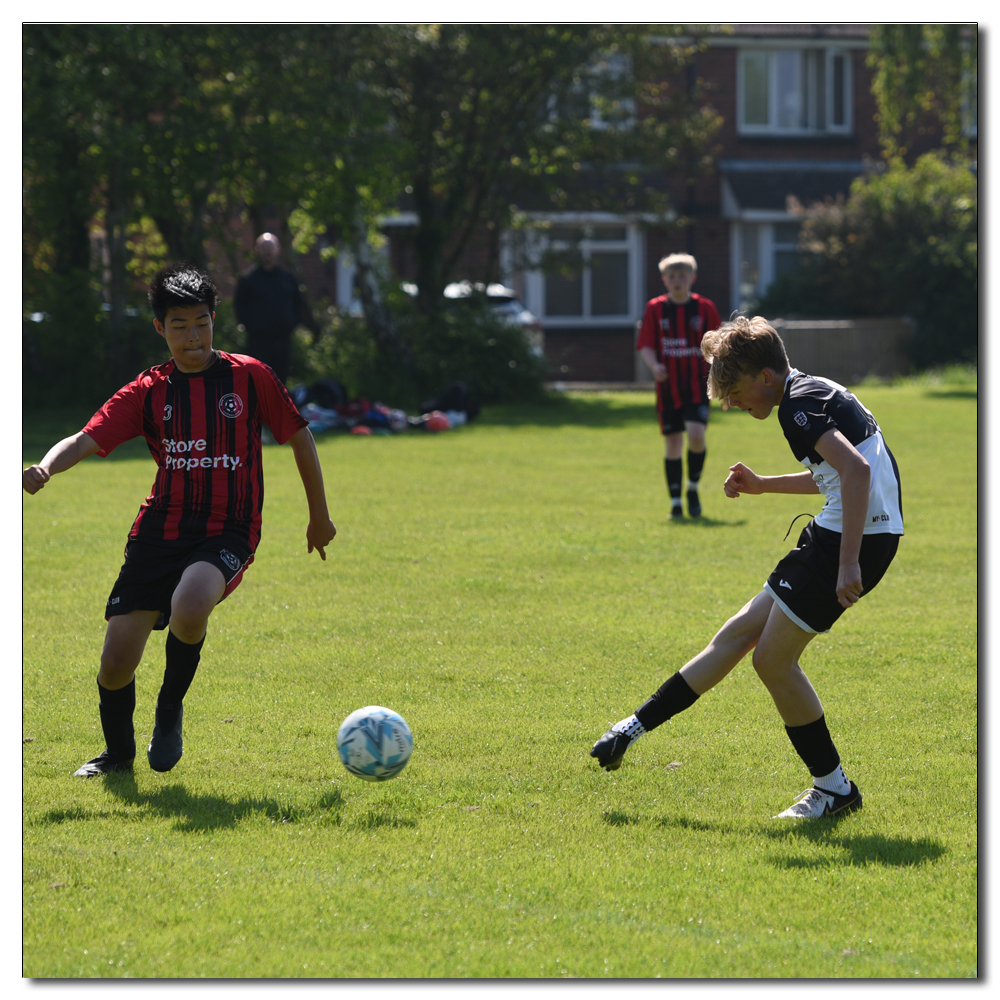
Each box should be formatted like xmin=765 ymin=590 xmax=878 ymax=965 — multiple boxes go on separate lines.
xmin=358 ymin=25 xmax=719 ymax=320
xmin=23 ymin=25 xmax=722 ymax=403
xmin=757 ymin=152 xmax=977 ymax=367
xmin=868 ymin=25 xmax=978 ymax=161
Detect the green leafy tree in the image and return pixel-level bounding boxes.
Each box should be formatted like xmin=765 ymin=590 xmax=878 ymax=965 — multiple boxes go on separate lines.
xmin=868 ymin=24 xmax=978 ymax=160
xmin=23 ymin=24 xmax=721 ymax=404
xmin=360 ymin=25 xmax=718 ymax=321
xmin=757 ymin=152 xmax=978 ymax=367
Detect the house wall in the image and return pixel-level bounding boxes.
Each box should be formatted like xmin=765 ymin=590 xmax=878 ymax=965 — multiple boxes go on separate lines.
xmin=543 ymin=327 xmax=637 ymax=381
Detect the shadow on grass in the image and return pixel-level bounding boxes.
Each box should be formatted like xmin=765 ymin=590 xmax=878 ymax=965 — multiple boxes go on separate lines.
xmin=354 ymin=808 xmax=418 ymax=830
xmin=479 ymin=395 xmax=753 ymax=431
xmin=602 ymin=810 xmax=638 ymax=826
xmin=762 ymin=823 xmax=946 ymax=868
xmin=34 ymin=772 xmax=347 ymax=832
xmin=667 ymin=516 xmax=748 ymax=530
xmin=480 ymin=395 xmax=655 ymax=430
xmin=924 ymin=388 xmax=977 ymax=400
xmin=651 ymin=814 xmax=944 ymax=868
xmin=656 ymin=816 xmax=740 ymax=836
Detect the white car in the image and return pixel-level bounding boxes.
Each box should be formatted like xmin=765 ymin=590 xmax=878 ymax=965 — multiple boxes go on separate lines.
xmin=406 ymin=281 xmax=544 ymax=358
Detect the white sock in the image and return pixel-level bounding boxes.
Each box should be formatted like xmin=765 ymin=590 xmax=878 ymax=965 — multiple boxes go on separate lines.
xmin=813 ymin=764 xmax=851 ymax=796
xmin=611 ymin=714 xmax=646 ymax=742
xmin=686 ymin=480 xmax=700 ymax=493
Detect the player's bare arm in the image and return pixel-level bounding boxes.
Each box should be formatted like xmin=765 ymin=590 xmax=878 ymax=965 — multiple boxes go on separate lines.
xmin=22 ymin=431 xmax=101 ymax=494
xmin=288 ymin=425 xmax=336 ymax=559
xmin=723 ymin=463 xmax=818 ymax=499
xmin=813 ymin=429 xmax=870 ymax=609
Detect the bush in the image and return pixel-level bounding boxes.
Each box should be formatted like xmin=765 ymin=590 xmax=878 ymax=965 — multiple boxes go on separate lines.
xmin=757 ymin=152 xmax=978 ymax=368
xmin=23 ymin=271 xmax=169 ymax=410
xmin=287 ymin=288 xmax=547 ymax=410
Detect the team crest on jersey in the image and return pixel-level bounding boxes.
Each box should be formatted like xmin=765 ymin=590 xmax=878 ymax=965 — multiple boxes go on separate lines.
xmin=219 ymin=548 xmax=242 ymax=573
xmin=219 ymin=393 xmax=244 ymax=419
xmin=690 ymin=315 xmax=704 ymax=333
xmin=163 ymin=404 xmax=173 ymax=422
xmin=659 ymin=317 xmax=671 ymax=332
xmin=793 ymin=411 xmax=809 ymax=427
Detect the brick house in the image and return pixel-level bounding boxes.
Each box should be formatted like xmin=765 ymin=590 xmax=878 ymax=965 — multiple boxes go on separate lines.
xmin=511 ymin=24 xmax=882 ymax=382
xmin=314 ymin=25 xmax=892 ymax=382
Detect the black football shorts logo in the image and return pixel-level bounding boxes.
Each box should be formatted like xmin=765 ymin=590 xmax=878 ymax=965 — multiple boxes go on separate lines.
xmin=219 ymin=394 xmax=244 ymax=419
xmin=219 ymin=548 xmax=242 ymax=573
xmin=793 ymin=411 xmax=808 ymax=428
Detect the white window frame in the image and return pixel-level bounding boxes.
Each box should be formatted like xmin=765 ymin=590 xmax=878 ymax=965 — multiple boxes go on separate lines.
xmin=737 ymin=46 xmax=853 ymax=137
xmin=728 ymin=214 xmax=804 ymax=315
xmin=513 ymin=214 xmax=645 ymax=328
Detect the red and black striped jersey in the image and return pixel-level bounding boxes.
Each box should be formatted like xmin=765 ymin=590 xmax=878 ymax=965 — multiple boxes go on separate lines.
xmin=82 ymin=352 xmax=308 ymax=550
xmin=636 ymin=292 xmax=721 ymax=408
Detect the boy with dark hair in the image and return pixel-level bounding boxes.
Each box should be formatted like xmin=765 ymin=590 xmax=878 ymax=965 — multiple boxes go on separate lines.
xmin=23 ymin=264 xmax=336 ymax=777
xmin=636 ymin=253 xmax=721 ymax=518
xmin=592 ymin=316 xmax=903 ymax=818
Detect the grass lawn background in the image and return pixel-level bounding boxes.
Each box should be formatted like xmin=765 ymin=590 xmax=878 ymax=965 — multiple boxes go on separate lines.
xmin=22 ymin=380 xmax=977 ymax=978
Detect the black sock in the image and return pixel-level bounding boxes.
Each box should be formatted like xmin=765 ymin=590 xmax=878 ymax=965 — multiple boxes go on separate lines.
xmin=687 ymin=449 xmax=706 ymax=487
xmin=97 ymin=677 xmax=136 ymax=760
xmin=156 ymin=631 xmax=205 ymax=732
xmin=784 ymin=715 xmax=840 ymax=778
xmin=664 ymin=458 xmax=683 ymax=503
xmin=634 ymin=671 xmax=700 ymax=732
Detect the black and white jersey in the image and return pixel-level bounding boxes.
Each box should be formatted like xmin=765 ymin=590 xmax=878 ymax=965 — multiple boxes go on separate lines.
xmin=778 ymin=370 xmax=903 ymax=535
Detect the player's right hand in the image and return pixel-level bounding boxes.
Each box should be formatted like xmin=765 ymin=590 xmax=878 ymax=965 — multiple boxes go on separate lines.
xmin=22 ymin=465 xmax=50 ymax=495
xmin=653 ymin=363 xmax=668 ymax=383
xmin=723 ymin=462 xmax=763 ymax=498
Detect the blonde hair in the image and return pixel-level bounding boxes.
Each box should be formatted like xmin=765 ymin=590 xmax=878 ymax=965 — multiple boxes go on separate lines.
xmin=658 ymin=253 xmax=697 ymax=274
xmin=701 ymin=315 xmax=790 ymax=400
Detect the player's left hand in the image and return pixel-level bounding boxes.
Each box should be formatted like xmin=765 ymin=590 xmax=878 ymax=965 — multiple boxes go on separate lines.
xmin=307 ymin=517 xmax=337 ymax=560
xmin=723 ymin=462 xmax=763 ymax=498
xmin=835 ymin=561 xmax=863 ymax=609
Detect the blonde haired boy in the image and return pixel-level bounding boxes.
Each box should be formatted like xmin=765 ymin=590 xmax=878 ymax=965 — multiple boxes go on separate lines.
xmin=593 ymin=316 xmax=904 ymax=818
xmin=635 ymin=253 xmax=721 ymax=518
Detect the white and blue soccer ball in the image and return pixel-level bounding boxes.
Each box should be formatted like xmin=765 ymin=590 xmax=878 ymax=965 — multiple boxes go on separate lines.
xmin=336 ymin=706 xmax=413 ymax=781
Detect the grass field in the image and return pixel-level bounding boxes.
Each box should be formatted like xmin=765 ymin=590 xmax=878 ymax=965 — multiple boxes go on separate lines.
xmin=21 ymin=379 xmax=977 ymax=978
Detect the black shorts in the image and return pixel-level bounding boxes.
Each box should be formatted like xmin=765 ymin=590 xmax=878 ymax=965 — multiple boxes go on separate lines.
xmin=765 ymin=521 xmax=900 ymax=634
xmin=657 ymin=396 xmax=710 ymax=436
xmin=105 ymin=534 xmax=254 ymax=630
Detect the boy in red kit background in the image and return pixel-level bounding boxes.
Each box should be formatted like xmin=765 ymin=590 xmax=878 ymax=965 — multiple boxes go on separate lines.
xmin=22 ymin=264 xmax=337 ymax=777
xmin=636 ymin=253 xmax=721 ymax=518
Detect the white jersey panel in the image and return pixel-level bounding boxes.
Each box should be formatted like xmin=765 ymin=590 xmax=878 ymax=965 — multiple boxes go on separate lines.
xmin=802 ymin=430 xmax=904 ymax=534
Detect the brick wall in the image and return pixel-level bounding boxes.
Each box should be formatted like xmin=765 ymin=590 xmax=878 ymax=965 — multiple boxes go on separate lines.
xmin=543 ymin=327 xmax=636 ymax=381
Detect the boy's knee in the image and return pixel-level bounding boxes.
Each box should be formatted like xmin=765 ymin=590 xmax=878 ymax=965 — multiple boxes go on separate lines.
xmin=98 ymin=649 xmax=137 ymax=688
xmin=168 ymin=602 xmax=211 ymax=643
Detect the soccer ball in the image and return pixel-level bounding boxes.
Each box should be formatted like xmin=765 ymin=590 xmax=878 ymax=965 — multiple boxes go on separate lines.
xmin=336 ymin=706 xmax=413 ymax=781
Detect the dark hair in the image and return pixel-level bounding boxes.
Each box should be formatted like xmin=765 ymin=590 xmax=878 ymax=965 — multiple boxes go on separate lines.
xmin=701 ymin=315 xmax=789 ymax=400
xmin=148 ymin=264 xmax=218 ymax=322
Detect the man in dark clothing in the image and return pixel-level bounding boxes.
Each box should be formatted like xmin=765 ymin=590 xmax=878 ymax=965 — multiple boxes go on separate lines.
xmin=234 ymin=233 xmax=302 ymax=384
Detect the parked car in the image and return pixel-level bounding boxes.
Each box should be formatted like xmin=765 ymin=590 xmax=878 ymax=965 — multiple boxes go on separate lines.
xmin=401 ymin=280 xmax=545 ymax=358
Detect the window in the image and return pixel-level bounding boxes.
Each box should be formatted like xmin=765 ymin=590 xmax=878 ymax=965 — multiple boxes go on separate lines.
xmin=773 ymin=222 xmax=802 ymax=279
xmin=513 ymin=218 xmax=643 ymax=326
xmin=738 ymin=48 xmax=851 ymax=135
xmin=547 ymin=52 xmax=635 ymax=130
xmin=542 ymin=225 xmax=632 ymax=321
xmin=732 ymin=221 xmax=802 ymax=313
